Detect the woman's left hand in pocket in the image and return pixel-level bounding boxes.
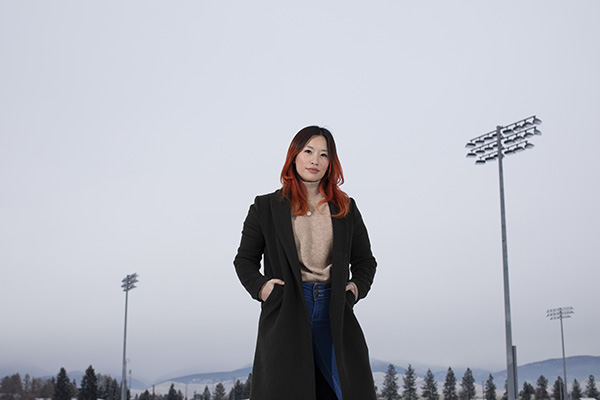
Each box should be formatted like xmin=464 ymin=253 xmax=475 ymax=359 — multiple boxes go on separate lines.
xmin=345 ymin=282 xmax=358 ymax=302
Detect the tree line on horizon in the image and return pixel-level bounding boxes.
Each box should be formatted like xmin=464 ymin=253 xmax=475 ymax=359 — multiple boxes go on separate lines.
xmin=0 ymin=366 xmax=251 ymax=400
xmin=378 ymin=364 xmax=600 ymax=400
xmin=2 ymin=364 xmax=600 ymax=400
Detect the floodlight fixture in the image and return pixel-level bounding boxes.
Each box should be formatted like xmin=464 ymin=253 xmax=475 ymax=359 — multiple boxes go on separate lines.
xmin=464 ymin=115 xmax=542 ymax=165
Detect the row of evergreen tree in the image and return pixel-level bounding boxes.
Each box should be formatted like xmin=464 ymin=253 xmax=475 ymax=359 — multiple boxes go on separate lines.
xmin=1 ymin=367 xmax=123 ymax=400
xmin=0 ymin=367 xmax=251 ymax=400
xmin=3 ymin=365 xmax=599 ymax=400
xmin=379 ymin=364 xmax=600 ymax=400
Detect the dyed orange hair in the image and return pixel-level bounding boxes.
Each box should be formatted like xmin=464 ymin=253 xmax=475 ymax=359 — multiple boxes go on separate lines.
xmin=280 ymin=126 xmax=350 ymax=218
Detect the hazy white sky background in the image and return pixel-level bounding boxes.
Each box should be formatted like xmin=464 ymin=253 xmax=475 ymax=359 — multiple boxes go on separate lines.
xmin=1 ymin=0 xmax=599 ymax=384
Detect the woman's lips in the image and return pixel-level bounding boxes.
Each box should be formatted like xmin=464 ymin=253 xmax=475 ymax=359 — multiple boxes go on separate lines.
xmin=307 ymin=168 xmax=320 ymax=173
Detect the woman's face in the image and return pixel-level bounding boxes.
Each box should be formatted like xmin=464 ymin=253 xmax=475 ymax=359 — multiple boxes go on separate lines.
xmin=295 ymin=135 xmax=330 ymax=182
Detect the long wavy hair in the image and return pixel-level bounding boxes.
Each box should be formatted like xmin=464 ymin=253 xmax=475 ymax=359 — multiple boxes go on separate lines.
xmin=280 ymin=126 xmax=349 ymax=218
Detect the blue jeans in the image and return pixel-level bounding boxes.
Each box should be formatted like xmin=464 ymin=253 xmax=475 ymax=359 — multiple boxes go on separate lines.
xmin=303 ymin=282 xmax=343 ymax=400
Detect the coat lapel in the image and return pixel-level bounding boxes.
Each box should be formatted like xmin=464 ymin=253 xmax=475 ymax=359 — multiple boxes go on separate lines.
xmin=270 ymin=194 xmax=303 ymax=284
xmin=330 ymin=202 xmax=349 ymax=292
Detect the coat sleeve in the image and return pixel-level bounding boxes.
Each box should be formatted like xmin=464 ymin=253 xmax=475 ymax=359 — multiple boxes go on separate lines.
xmin=348 ymin=198 xmax=377 ymax=302
xmin=233 ymin=196 xmax=271 ymax=301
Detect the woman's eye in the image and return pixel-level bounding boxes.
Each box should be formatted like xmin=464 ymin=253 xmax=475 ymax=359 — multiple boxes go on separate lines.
xmin=321 ymin=153 xmax=328 ymax=158
xmin=304 ymin=149 xmax=312 ymax=154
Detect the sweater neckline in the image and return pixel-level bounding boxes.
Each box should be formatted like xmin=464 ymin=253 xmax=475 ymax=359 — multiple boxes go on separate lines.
xmin=303 ymin=180 xmax=321 ymax=199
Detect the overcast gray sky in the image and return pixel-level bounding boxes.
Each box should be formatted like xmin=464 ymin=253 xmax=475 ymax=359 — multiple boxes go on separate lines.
xmin=1 ymin=0 xmax=599 ymax=384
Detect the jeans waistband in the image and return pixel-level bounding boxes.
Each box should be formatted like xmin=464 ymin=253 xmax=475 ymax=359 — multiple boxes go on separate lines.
xmin=302 ymin=282 xmax=331 ymax=300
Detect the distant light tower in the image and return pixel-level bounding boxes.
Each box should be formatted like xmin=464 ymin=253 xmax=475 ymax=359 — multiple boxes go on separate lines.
xmin=465 ymin=115 xmax=543 ymax=400
xmin=121 ymin=273 xmax=139 ymax=400
xmin=547 ymin=306 xmax=574 ymax=400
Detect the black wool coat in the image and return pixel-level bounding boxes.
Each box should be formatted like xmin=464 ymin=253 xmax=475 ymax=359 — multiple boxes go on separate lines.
xmin=234 ymin=190 xmax=377 ymax=400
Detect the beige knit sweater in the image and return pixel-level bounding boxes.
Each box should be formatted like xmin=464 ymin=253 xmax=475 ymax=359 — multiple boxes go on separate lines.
xmin=292 ymin=181 xmax=334 ymax=283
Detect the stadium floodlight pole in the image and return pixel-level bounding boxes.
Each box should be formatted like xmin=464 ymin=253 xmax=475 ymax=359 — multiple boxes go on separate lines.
xmin=465 ymin=115 xmax=542 ymax=400
xmin=547 ymin=307 xmax=574 ymax=400
xmin=121 ymin=273 xmax=139 ymax=400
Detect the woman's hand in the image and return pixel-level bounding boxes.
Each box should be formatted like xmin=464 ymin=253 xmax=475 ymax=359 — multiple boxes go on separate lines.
xmin=346 ymin=282 xmax=358 ymax=302
xmin=259 ymin=279 xmax=285 ymax=302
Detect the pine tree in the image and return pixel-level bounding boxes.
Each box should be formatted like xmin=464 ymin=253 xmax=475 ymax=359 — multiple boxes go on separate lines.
xmin=535 ymin=376 xmax=550 ymax=400
xmin=78 ymin=366 xmax=98 ymax=400
xmin=230 ymin=380 xmax=244 ymax=400
xmin=167 ymin=384 xmax=178 ymax=400
xmin=571 ymin=379 xmax=583 ymax=400
xmin=109 ymin=380 xmax=120 ymax=400
xmin=586 ymin=375 xmax=600 ymax=400
xmin=138 ymin=390 xmax=151 ymax=400
xmin=459 ymin=369 xmax=476 ymax=400
xmin=96 ymin=376 xmax=106 ymax=400
xmin=381 ymin=364 xmax=400 ymax=400
xmin=72 ymin=379 xmax=79 ymax=399
xmin=422 ymin=369 xmax=440 ymax=400
xmin=552 ymin=377 xmax=564 ymax=400
xmin=213 ymin=383 xmax=226 ymax=400
xmin=30 ymin=377 xmax=46 ymax=398
xmin=1 ymin=374 xmax=23 ymax=395
xmin=202 ymin=385 xmax=212 ymax=400
xmin=53 ymin=368 xmax=72 ymax=400
xmin=423 ymin=369 xmax=440 ymax=400
xmin=24 ymin=374 xmax=31 ymax=393
xmin=520 ymin=382 xmax=535 ymax=400
xmin=484 ymin=374 xmax=497 ymax=400
xmin=41 ymin=377 xmax=56 ymax=399
xmin=241 ymin=374 xmax=251 ymax=399
xmin=403 ymin=364 xmax=418 ymax=400
xmin=97 ymin=374 xmax=118 ymax=400
xmin=22 ymin=379 xmax=35 ymax=400
xmin=443 ymin=367 xmax=459 ymax=400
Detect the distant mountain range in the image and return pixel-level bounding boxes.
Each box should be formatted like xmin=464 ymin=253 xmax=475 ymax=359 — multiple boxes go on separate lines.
xmin=2 ymin=355 xmax=599 ymax=392
xmin=374 ymin=356 xmax=600 ymax=388
xmin=504 ymin=355 xmax=600 ymax=386
xmin=155 ymin=366 xmax=254 ymax=387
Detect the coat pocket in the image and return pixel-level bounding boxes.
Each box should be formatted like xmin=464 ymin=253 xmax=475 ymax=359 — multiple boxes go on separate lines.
xmin=261 ymin=283 xmax=284 ymax=309
xmin=345 ymin=289 xmax=356 ymax=309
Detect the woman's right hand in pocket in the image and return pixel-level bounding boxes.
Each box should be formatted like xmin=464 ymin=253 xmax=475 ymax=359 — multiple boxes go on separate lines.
xmin=259 ymin=279 xmax=285 ymax=302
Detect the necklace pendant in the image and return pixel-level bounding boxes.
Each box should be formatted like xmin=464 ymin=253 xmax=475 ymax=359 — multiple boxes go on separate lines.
xmin=307 ymin=211 xmax=312 ymax=216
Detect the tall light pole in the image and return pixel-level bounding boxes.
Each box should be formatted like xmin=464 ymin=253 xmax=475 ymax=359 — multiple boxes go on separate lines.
xmin=547 ymin=306 xmax=574 ymax=400
xmin=121 ymin=273 xmax=138 ymax=400
xmin=465 ymin=115 xmax=542 ymax=400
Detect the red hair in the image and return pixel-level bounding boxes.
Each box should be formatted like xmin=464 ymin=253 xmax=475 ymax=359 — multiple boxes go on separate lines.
xmin=280 ymin=126 xmax=350 ymax=218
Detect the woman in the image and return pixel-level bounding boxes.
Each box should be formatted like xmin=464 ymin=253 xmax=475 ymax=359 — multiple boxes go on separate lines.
xmin=234 ymin=126 xmax=377 ymax=400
